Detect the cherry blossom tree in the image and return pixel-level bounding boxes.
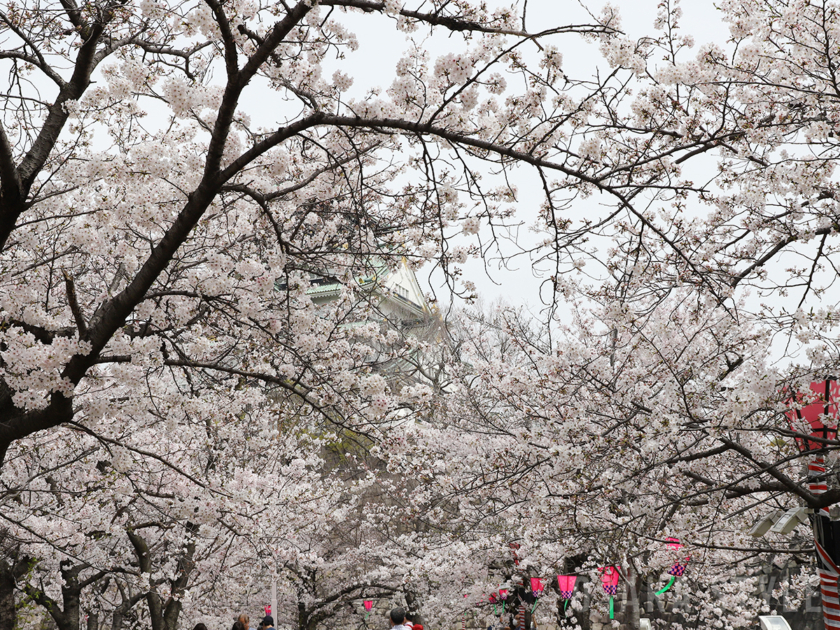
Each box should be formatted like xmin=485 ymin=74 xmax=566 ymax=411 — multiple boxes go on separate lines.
xmin=377 ymin=0 xmax=840 ymax=618
xmin=6 ymin=0 xmax=840 ymax=627
xmin=0 ymin=0 xmax=639 ymax=626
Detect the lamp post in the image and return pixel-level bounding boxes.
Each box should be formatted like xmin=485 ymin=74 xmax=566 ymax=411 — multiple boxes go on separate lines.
xmin=785 ymin=378 xmax=840 ymax=630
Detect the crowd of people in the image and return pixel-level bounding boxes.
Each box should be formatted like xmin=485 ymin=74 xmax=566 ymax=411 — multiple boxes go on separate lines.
xmin=188 ymin=606 xmax=424 ymax=630
xmin=191 ymin=612 xmax=276 ymax=630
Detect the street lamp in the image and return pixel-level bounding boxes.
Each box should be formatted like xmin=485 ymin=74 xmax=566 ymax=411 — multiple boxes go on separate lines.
xmin=769 ymin=507 xmax=811 ymax=535
xmin=784 ymin=378 xmax=840 ymax=630
xmin=758 ymin=616 xmax=792 ymax=630
xmin=749 ymin=510 xmax=785 ymax=538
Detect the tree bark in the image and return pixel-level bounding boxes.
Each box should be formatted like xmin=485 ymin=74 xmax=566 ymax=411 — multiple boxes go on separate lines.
xmin=404 ymin=589 xmax=425 ymax=626
xmin=128 ymin=526 xmax=195 ymax=630
xmin=0 ymin=559 xmax=17 ymax=630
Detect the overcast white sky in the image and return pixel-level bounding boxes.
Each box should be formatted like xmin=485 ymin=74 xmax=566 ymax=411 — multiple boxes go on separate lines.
xmin=197 ymin=0 xmax=733 ymax=313
xmin=175 ymin=0 xmax=735 ymax=313
xmin=327 ymin=0 xmax=728 ymax=312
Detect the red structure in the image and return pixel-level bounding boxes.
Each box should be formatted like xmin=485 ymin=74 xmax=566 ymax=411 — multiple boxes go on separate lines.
xmin=785 ymin=379 xmax=840 ymax=452
xmin=785 ymin=378 xmax=840 ymax=630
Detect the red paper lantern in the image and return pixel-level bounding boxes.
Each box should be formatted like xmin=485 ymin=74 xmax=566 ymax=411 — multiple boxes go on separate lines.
xmin=785 ymin=378 xmax=840 ymax=452
xmin=599 ymin=566 xmax=620 ymax=595
xmin=557 ymin=575 xmax=577 ymax=599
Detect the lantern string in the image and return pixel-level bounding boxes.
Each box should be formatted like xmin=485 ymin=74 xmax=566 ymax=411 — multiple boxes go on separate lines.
xmin=609 ymin=596 xmax=614 ymax=620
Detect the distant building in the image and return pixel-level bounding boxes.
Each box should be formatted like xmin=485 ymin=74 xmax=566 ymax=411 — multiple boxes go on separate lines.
xmin=295 ymin=257 xmax=444 ymax=395
xmin=306 ymin=256 xmax=430 ymax=330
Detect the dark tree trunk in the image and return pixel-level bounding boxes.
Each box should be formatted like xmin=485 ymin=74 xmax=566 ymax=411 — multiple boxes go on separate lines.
xmin=20 ymin=561 xmax=107 ymax=630
xmin=0 ymin=537 xmax=34 ymax=630
xmin=129 ymin=526 xmax=196 ymax=630
xmin=0 ymin=559 xmax=17 ymax=630
xmin=404 ymin=589 xmax=425 ymax=626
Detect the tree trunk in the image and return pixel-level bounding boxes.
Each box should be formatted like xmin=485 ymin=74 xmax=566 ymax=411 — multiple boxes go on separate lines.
xmin=146 ymin=591 xmax=165 ymax=630
xmin=404 ymin=589 xmax=425 ymax=626
xmin=110 ymin=586 xmax=146 ymax=630
xmin=623 ymin=565 xmax=641 ymax=630
xmin=0 ymin=559 xmax=17 ymax=630
xmin=129 ymin=526 xmax=196 ymax=630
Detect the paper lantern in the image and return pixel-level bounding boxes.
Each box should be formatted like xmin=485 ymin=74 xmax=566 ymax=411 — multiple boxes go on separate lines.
xmin=656 ymin=538 xmax=690 ymax=595
xmin=599 ymin=566 xmax=620 ymax=595
xmin=557 ymin=575 xmax=577 ymax=612
xmin=599 ymin=566 xmax=621 ymax=619
xmin=490 ymin=588 xmax=509 ymax=615
xmin=557 ymin=575 xmax=577 ymax=599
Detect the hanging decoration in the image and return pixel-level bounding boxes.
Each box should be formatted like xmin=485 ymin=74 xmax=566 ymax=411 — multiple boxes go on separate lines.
xmin=529 ymin=578 xmax=545 ymax=613
xmin=488 ymin=592 xmax=499 ymax=616
xmin=509 ymin=542 xmax=522 ymax=566
xmin=599 ymin=566 xmax=621 ymax=620
xmin=557 ymin=575 xmax=577 ymax=611
xmin=363 ymin=600 xmax=373 ymax=620
xmin=264 ymin=605 xmax=271 ymax=616
xmin=498 ymin=588 xmax=509 ymax=615
xmin=784 ymin=378 xmax=840 ymax=630
xmin=656 ymin=538 xmax=690 ymax=596
xmin=488 ymin=590 xmax=509 ymax=616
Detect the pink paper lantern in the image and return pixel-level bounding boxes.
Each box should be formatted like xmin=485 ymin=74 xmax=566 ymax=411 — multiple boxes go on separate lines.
xmin=364 ymin=601 xmax=373 ymax=612
xmin=557 ymin=575 xmax=577 ymax=599
xmin=530 ymin=578 xmax=545 ymax=595
xmin=599 ymin=566 xmax=620 ymax=595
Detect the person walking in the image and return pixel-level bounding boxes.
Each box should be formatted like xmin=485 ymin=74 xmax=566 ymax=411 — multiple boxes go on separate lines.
xmin=238 ymin=613 xmax=252 ymax=630
xmin=261 ymin=615 xmax=276 ymax=629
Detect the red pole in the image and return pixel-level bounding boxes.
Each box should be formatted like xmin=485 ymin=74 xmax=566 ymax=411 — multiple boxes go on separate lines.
xmin=810 ymin=455 xmax=840 ymax=629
